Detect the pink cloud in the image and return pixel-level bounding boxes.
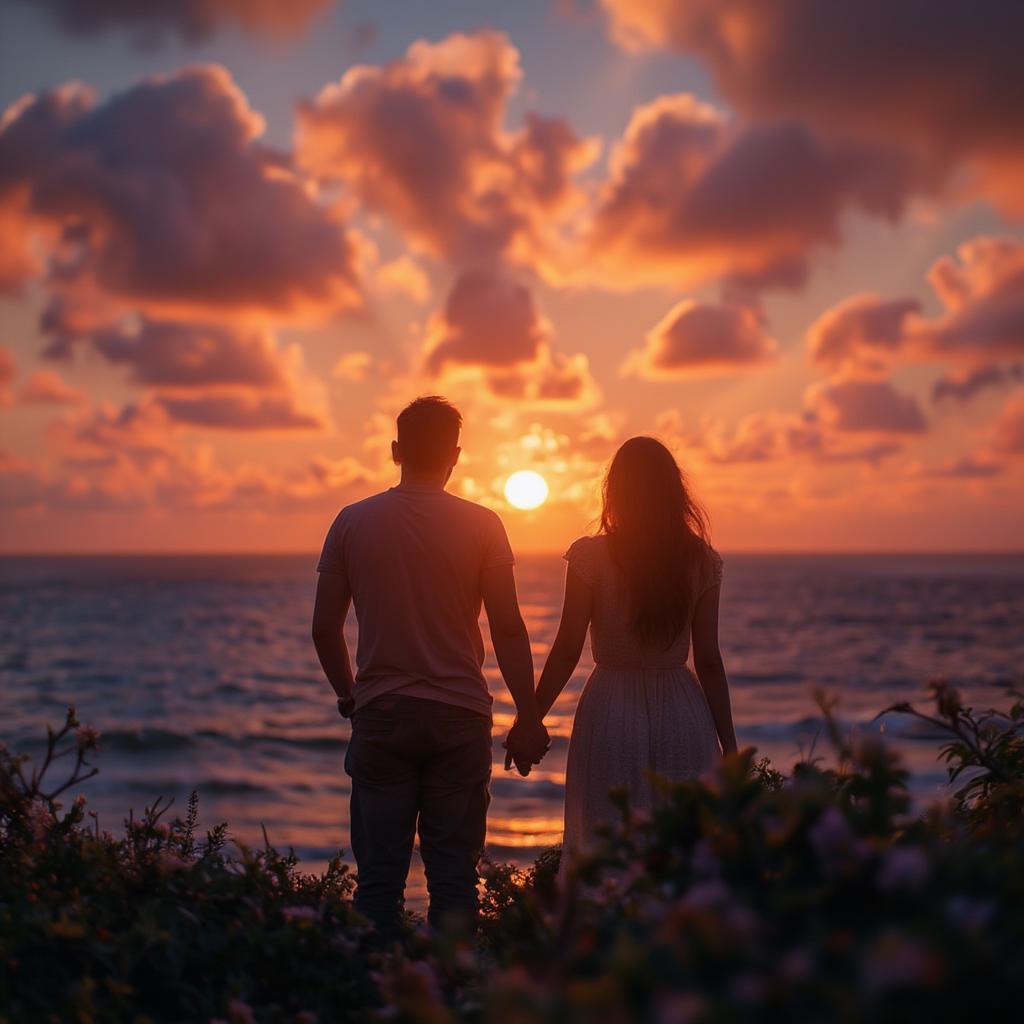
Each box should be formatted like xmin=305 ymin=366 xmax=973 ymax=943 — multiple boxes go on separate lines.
xmin=587 ymin=94 xmax=925 ymax=289
xmin=423 ymin=267 xmax=550 ymax=374
xmin=807 ymin=295 xmax=921 ymax=374
xmin=807 ymin=237 xmax=1024 ymax=400
xmin=0 ymin=66 xmax=362 ymax=321
xmin=156 ymin=393 xmax=323 ymax=432
xmin=625 ymin=299 xmax=777 ymax=378
xmin=87 ymin=319 xmax=291 ymax=390
xmin=599 ymin=0 xmax=1024 ymax=214
xmin=296 ymin=32 xmax=598 ymax=269
xmin=421 ymin=267 xmax=598 ymax=406
xmin=806 ymin=378 xmax=927 ymax=435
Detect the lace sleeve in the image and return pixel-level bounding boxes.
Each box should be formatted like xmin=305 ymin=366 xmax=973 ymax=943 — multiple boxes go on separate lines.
xmin=698 ymin=547 xmax=724 ymax=598
xmin=563 ymin=536 xmax=596 ymax=587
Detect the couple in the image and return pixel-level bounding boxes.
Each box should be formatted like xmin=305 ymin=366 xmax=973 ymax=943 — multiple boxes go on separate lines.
xmin=312 ymin=396 xmax=737 ymax=939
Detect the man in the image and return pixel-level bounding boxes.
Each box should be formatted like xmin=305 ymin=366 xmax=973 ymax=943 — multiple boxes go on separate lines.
xmin=312 ymin=395 xmax=549 ymax=939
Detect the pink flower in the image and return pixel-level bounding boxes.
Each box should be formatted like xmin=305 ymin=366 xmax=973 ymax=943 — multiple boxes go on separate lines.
xmin=861 ymin=930 xmax=937 ymax=993
xmin=227 ymin=998 xmax=256 ymax=1024
xmin=26 ymin=799 xmax=54 ymax=842
xmin=876 ymin=846 xmax=930 ymax=892
xmin=159 ymin=851 xmax=190 ymax=873
xmin=654 ymin=993 xmax=705 ymax=1024
xmin=282 ymin=905 xmax=319 ymax=924
xmin=75 ymin=725 xmax=100 ymax=750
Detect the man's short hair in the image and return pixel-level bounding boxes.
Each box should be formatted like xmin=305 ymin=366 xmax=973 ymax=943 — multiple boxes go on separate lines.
xmin=396 ymin=396 xmax=462 ymax=472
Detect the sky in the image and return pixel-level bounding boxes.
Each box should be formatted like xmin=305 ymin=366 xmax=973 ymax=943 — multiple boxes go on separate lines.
xmin=1 ymin=0 xmax=1022 ymax=553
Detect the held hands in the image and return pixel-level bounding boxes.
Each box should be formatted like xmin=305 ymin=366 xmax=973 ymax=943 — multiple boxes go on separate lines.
xmin=502 ymin=716 xmax=550 ymax=777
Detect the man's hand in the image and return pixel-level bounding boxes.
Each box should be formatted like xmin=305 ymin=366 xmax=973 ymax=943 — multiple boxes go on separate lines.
xmin=502 ymin=717 xmax=550 ymax=776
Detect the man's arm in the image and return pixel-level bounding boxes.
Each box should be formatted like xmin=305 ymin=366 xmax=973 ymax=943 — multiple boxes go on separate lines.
xmin=480 ymin=563 xmax=548 ymax=774
xmin=311 ymin=571 xmax=356 ymax=705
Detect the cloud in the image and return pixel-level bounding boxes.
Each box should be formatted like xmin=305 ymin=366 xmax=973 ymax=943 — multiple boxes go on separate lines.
xmin=599 ymin=0 xmax=1024 ymax=213
xmin=156 ymin=393 xmax=324 ymax=432
xmin=423 ymin=267 xmax=550 ymax=374
xmin=807 ymin=237 xmax=1024 ymax=396
xmin=991 ymin=392 xmax=1024 ymax=455
xmin=421 ymin=267 xmax=598 ymax=406
xmin=807 ymin=295 xmax=921 ymax=374
xmin=296 ymin=31 xmax=598 ymax=270
xmin=87 ymin=319 xmax=292 ymax=390
xmin=932 ymin=364 xmax=1024 ymax=403
xmin=21 ymin=0 xmax=334 ymax=45
xmin=587 ymin=94 xmax=925 ymax=289
xmin=918 ymin=455 xmax=1004 ymax=479
xmin=0 ymin=66 xmax=362 ymax=320
xmin=331 ymin=351 xmax=372 ymax=382
xmin=0 ymin=347 xmax=14 ymax=405
xmin=4 ymin=397 xmax=373 ymax=515
xmin=806 ymin=378 xmax=928 ymax=435
xmin=674 ymin=409 xmax=901 ymax=466
xmin=625 ymin=299 xmax=777 ymax=378
xmin=17 ymin=369 xmax=86 ymax=405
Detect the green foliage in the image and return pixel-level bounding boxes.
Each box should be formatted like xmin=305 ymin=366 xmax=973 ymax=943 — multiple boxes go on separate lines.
xmin=3 ymin=682 xmax=1023 ymax=1023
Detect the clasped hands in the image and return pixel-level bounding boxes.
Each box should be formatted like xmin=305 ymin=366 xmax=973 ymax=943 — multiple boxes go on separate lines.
xmin=502 ymin=715 xmax=550 ymax=777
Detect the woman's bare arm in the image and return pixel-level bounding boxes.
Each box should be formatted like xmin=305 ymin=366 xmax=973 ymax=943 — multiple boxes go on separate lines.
xmin=691 ymin=584 xmax=738 ymax=755
xmin=535 ymin=565 xmax=593 ymax=719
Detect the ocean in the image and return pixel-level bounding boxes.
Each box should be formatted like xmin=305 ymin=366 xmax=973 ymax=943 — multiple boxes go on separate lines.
xmin=2 ymin=552 xmax=1021 ymax=890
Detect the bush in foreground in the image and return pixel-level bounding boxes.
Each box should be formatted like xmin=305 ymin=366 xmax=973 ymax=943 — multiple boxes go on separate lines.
xmin=2 ymin=681 xmax=1022 ymax=1023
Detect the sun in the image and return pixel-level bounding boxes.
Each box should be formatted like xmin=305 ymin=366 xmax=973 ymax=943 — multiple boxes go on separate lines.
xmin=504 ymin=470 xmax=549 ymax=510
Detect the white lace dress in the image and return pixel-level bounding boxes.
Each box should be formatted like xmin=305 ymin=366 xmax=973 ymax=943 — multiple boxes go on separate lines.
xmin=559 ymin=534 xmax=723 ymax=869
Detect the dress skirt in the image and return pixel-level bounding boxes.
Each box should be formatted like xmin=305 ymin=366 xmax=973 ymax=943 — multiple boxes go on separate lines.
xmin=560 ymin=663 xmax=721 ymax=869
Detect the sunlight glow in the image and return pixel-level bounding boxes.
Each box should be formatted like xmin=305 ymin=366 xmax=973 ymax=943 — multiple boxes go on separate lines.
xmin=504 ymin=470 xmax=549 ymax=510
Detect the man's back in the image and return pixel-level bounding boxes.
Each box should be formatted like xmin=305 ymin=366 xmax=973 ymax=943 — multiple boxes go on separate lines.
xmin=317 ymin=482 xmax=514 ymax=717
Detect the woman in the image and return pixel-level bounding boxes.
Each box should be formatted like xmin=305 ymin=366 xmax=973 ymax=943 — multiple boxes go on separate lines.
xmin=534 ymin=436 xmax=738 ymax=869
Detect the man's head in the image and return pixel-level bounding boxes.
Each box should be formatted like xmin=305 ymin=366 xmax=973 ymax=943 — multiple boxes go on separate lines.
xmin=392 ymin=396 xmax=462 ymax=482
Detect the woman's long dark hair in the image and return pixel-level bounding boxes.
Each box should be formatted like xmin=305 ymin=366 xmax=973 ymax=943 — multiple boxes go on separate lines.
xmin=600 ymin=436 xmax=711 ymax=649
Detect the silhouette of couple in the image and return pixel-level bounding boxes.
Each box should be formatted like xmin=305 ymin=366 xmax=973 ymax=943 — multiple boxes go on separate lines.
xmin=312 ymin=396 xmax=738 ymax=939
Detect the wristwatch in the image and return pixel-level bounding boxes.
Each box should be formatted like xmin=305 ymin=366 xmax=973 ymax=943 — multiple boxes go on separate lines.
xmin=337 ymin=695 xmax=356 ymax=719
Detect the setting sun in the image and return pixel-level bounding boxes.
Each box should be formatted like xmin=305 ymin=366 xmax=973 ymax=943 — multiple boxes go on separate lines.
xmin=504 ymin=470 xmax=549 ymax=510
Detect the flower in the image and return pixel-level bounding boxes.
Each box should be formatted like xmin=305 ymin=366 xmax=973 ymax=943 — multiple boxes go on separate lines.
xmin=944 ymin=894 xmax=996 ymax=933
xmin=75 ymin=725 xmax=100 ymax=751
xmin=282 ymin=905 xmax=319 ymax=924
xmin=228 ymin=999 xmax=257 ymax=1024
xmin=861 ymin=930 xmax=938 ymax=993
xmin=876 ymin=845 xmax=930 ymax=891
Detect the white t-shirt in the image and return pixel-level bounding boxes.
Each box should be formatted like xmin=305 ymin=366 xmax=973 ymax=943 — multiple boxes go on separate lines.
xmin=316 ymin=482 xmax=515 ymax=718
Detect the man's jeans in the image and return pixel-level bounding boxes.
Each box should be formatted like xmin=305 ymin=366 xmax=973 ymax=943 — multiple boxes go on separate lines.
xmin=344 ymin=694 xmax=492 ymax=937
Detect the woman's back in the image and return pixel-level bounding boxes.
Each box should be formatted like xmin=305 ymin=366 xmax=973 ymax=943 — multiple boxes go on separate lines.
xmin=564 ymin=533 xmax=723 ymax=669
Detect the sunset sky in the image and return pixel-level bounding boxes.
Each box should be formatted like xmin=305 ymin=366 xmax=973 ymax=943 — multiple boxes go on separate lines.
xmin=1 ymin=0 xmax=1022 ymax=553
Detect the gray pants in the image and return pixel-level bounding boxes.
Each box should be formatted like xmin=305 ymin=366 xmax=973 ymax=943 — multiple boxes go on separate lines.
xmin=344 ymin=694 xmax=492 ymax=937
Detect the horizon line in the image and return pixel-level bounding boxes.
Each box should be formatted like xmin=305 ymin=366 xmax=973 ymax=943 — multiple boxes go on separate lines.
xmin=2 ymin=548 xmax=1024 ymax=558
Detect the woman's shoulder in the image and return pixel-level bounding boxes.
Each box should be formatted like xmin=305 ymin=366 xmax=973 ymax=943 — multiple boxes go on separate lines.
xmin=696 ymin=539 xmax=724 ymax=589
xmin=563 ymin=534 xmax=606 ymax=583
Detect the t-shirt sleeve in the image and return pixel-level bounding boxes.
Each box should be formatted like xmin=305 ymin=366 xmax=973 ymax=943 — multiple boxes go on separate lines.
xmin=316 ymin=512 xmax=347 ymax=575
xmin=482 ymin=511 xmax=516 ymax=570
xmin=563 ymin=536 xmax=596 ymax=586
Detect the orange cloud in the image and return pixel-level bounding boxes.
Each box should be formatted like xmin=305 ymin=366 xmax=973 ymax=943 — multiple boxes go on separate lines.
xmin=0 ymin=66 xmax=362 ymax=322
xmin=587 ymin=94 xmax=924 ymax=289
xmin=17 ymin=369 xmax=86 ymax=405
xmin=296 ymin=32 xmax=598 ymax=270
xmin=625 ymin=299 xmax=777 ymax=378
xmin=991 ymin=392 xmax=1024 ymax=456
xmin=599 ymin=0 xmax=1024 ymax=214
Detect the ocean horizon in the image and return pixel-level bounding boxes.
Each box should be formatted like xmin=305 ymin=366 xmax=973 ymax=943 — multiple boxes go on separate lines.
xmin=3 ymin=551 xmax=1022 ymax=896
